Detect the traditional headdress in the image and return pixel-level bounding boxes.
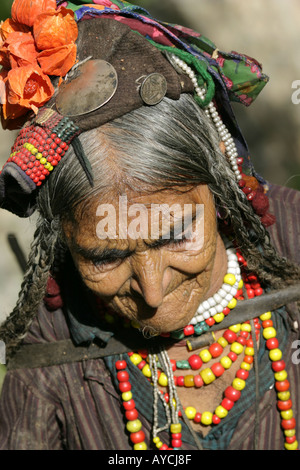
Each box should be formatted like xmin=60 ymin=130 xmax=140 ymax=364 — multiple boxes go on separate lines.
xmin=0 ymin=0 xmax=274 ymax=226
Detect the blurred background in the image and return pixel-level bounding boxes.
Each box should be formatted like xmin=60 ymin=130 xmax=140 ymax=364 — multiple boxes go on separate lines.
xmin=0 ymin=0 xmax=299 ymax=321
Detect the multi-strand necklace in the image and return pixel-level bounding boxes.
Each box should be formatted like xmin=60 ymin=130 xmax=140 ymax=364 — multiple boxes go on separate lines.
xmin=114 ymin=248 xmax=298 ymax=451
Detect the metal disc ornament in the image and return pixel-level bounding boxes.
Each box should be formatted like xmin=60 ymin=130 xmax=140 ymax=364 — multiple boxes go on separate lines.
xmin=56 ymin=60 xmax=118 ymax=117
xmin=140 ymin=73 xmax=167 ymax=105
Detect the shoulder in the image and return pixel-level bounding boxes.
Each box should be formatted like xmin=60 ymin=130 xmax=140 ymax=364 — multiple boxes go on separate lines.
xmin=267 ymin=184 xmax=300 ymax=265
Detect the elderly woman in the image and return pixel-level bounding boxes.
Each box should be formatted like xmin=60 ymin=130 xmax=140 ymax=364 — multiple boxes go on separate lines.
xmin=0 ymin=0 xmax=299 ymax=451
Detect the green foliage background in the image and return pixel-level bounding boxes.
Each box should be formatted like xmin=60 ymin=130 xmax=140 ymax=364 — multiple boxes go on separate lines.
xmin=0 ymin=0 xmax=13 ymax=20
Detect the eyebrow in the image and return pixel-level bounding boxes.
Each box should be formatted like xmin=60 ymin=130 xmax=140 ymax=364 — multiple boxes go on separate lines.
xmin=71 ymin=212 xmax=198 ymax=263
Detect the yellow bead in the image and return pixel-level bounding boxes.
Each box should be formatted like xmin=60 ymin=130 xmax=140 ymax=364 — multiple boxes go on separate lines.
xmin=200 ymin=368 xmax=216 ymax=385
xmin=223 ymin=274 xmax=236 ymax=286
xmin=153 ymin=437 xmax=160 ymax=444
xmin=241 ymin=323 xmax=251 ymax=332
xmin=215 ymin=405 xmax=228 ymax=419
xmin=227 ymin=298 xmax=237 ymax=310
xmin=240 ymin=361 xmax=251 ymax=371
xmin=48 ymin=164 xmax=54 ymax=172
xmin=158 ymin=372 xmax=168 ymax=387
xmin=259 ymin=311 xmax=272 ymax=321
xmin=281 ymin=409 xmax=293 ymax=420
xmin=263 ymin=327 xmax=277 ymax=340
xmin=122 ymin=391 xmax=132 ymax=401
xmin=244 ymin=347 xmax=254 ymax=356
xmin=218 ymin=337 xmax=228 ymax=348
xmin=40 ymin=157 xmax=47 ymax=165
xmin=201 ymin=412 xmax=213 ymax=425
xmin=284 ymin=441 xmax=298 ymax=450
xmin=31 ymin=147 xmax=38 ymax=155
xmin=269 ymin=348 xmax=282 ymax=362
xmin=278 ymin=391 xmax=290 ymax=401
xmin=170 ymin=423 xmax=182 ymax=434
xmin=229 ymin=324 xmax=241 ymax=333
xmin=199 ymin=349 xmax=212 ymax=363
xmin=155 ymin=440 xmax=163 ymax=449
xmin=220 ymin=356 xmax=232 ymax=369
xmin=134 ymin=442 xmax=147 ymax=450
xmin=126 ymin=419 xmax=142 ymax=433
xmin=274 ymin=370 xmax=287 ymax=382
xmin=214 ymin=313 xmax=225 ymax=323
xmin=184 ymin=375 xmax=195 ymax=388
xmin=185 ymin=406 xmax=197 ymax=420
xmin=284 ymin=429 xmax=295 ymax=437
xmin=130 ymin=353 xmax=142 ymax=365
xmin=238 ymin=279 xmax=244 ymax=289
xmin=230 ymin=342 xmax=244 ymax=355
xmin=142 ymin=364 xmax=152 ymax=378
xmin=232 ymin=378 xmax=246 ymax=391
xmin=36 ymin=153 xmax=42 ymax=160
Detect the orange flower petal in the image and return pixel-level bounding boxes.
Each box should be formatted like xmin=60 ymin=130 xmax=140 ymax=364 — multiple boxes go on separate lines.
xmin=34 ymin=7 xmax=78 ymax=50
xmin=3 ymin=31 xmax=38 ymax=68
xmin=0 ymin=18 xmax=30 ymax=41
xmin=38 ymin=43 xmax=77 ymax=77
xmin=6 ymin=65 xmax=54 ymax=113
xmin=11 ymin=0 xmax=57 ymax=28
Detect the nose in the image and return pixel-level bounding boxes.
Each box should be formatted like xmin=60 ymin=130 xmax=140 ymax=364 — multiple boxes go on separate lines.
xmin=130 ymin=252 xmax=172 ymax=308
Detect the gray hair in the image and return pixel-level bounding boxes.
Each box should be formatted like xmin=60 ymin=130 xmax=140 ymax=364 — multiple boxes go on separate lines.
xmin=1 ymin=94 xmax=299 ymax=356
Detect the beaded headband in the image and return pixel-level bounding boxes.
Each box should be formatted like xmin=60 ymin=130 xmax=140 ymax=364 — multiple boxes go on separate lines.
xmin=0 ymin=0 xmax=274 ymax=226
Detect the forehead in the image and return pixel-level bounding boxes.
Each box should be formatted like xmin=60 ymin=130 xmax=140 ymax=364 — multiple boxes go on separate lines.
xmin=63 ymin=184 xmax=213 ymax=247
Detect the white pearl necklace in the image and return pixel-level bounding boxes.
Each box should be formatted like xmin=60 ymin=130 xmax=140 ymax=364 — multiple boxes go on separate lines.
xmin=190 ymin=247 xmax=241 ymax=325
xmin=171 ymin=55 xmax=242 ymax=183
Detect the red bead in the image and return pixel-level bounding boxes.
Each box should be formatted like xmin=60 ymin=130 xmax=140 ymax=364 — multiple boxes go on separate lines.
xmin=115 ymin=360 xmax=127 ymax=370
xmin=170 ymin=360 xmax=177 ymax=372
xmin=242 ymin=186 xmax=252 ymax=195
xmin=160 ymin=444 xmax=169 ymax=450
xmin=194 ymin=412 xmax=202 ymax=423
xmin=194 ymin=375 xmax=204 ymax=388
xmin=184 ymin=325 xmax=194 ymax=336
xmin=246 ymin=289 xmax=255 ymax=299
xmin=211 ymin=362 xmax=225 ymax=377
xmin=262 ymin=320 xmax=273 ymax=328
xmin=272 ymin=360 xmax=286 ymax=372
xmin=254 ymin=288 xmax=263 ymax=296
xmin=117 ymin=371 xmax=129 ymax=382
xmin=247 ymin=192 xmax=255 ymax=201
xmin=225 ymin=386 xmax=241 ymax=402
xmin=177 ymin=376 xmax=184 ymax=387
xmin=209 ymin=343 xmax=223 ymax=358
xmin=223 ymin=330 xmax=237 ymax=344
xmin=171 ymin=439 xmax=182 ymax=448
xmin=236 ymin=369 xmax=249 ymax=380
xmin=244 ymin=355 xmax=253 ymax=364
xmin=21 ymin=164 xmax=27 ymax=171
xmin=188 ymin=354 xmax=203 ymax=370
xmin=281 ymin=418 xmax=296 ymax=430
xmin=119 ymin=381 xmax=131 ymax=393
xmin=212 ymin=414 xmax=221 ymax=425
xmin=275 ymin=380 xmax=290 ymax=392
xmin=240 ymin=331 xmax=249 ymax=339
xmin=223 ymin=307 xmax=230 ymax=316
xmin=123 ymin=399 xmax=136 ymax=410
xmin=130 ymin=430 xmax=145 ymax=444
xmin=266 ymin=338 xmax=279 ymax=350
xmin=228 ymin=351 xmax=238 ymax=362
xmin=125 ymin=408 xmax=139 ymax=421
xmin=277 ymin=399 xmax=293 ymax=411
xmin=172 ymin=433 xmax=182 ymax=439
xmin=205 ymin=317 xmax=215 ymax=326
xmin=137 ymin=360 xmax=146 ymax=370
xmin=238 ymin=179 xmax=246 ymax=188
xmin=164 ymin=393 xmax=169 ymax=403
xmin=237 ymin=336 xmax=246 ymax=346
xmin=221 ymin=398 xmax=234 ymax=411
xmin=285 ymin=435 xmax=297 ymax=444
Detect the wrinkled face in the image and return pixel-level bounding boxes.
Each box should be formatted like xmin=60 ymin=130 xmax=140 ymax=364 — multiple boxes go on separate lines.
xmin=63 ymin=184 xmax=227 ymax=334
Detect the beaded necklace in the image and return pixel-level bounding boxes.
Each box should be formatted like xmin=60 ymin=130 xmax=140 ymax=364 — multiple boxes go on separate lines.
xmin=114 ymin=251 xmax=298 ymax=451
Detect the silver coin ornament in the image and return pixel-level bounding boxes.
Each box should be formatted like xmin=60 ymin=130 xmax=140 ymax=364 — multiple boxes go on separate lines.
xmin=56 ymin=59 xmax=118 ymax=117
xmin=140 ymin=73 xmax=168 ymax=106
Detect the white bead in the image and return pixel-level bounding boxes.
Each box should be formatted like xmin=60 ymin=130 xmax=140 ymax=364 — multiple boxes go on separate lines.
xmin=218 ymin=288 xmax=227 ymax=298
xmin=213 ymin=293 xmax=222 ymax=304
xmin=215 ymin=304 xmax=224 ymax=313
xmin=225 ymin=293 xmax=233 ymax=302
xmin=203 ymin=311 xmax=211 ymax=320
xmin=202 ymin=300 xmax=210 ymax=311
xmin=196 ymin=314 xmax=204 ymax=323
xmin=222 ymin=283 xmax=232 ymax=292
xmin=220 ymin=298 xmax=229 ymax=308
xmin=197 ymin=304 xmax=204 ymax=314
xmin=209 ymin=307 xmax=217 ymax=317
xmin=207 ymin=297 xmax=216 ymax=307
xmin=190 ymin=317 xmax=197 ymax=325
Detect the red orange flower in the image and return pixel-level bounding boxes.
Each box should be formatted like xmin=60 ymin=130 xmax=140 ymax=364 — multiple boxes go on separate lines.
xmin=33 ymin=7 xmax=78 ymax=50
xmin=0 ymin=31 xmax=38 ymax=69
xmin=0 ymin=18 xmax=30 ymax=41
xmin=11 ymin=0 xmax=57 ymax=28
xmin=38 ymin=43 xmax=77 ymax=77
xmin=6 ymin=65 xmax=55 ymax=115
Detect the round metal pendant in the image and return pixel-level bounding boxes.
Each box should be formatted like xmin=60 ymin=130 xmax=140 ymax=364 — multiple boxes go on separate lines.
xmin=140 ymin=73 xmax=167 ymax=106
xmin=56 ymin=59 xmax=118 ymax=117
